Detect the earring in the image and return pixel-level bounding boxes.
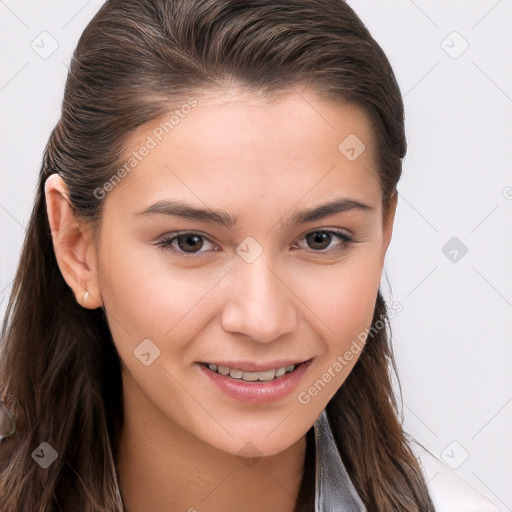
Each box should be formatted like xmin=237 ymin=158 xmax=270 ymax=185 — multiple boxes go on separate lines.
xmin=82 ymin=291 xmax=89 ymax=303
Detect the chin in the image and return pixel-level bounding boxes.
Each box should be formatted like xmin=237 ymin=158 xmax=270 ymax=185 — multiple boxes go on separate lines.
xmin=197 ymin=417 xmax=308 ymax=459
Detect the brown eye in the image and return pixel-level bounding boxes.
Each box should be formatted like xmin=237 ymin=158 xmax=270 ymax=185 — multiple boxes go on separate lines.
xmin=295 ymin=229 xmax=354 ymax=253
xmin=306 ymin=231 xmax=332 ymax=250
xmin=157 ymin=231 xmax=217 ymax=255
xmin=176 ymin=234 xmax=203 ymax=253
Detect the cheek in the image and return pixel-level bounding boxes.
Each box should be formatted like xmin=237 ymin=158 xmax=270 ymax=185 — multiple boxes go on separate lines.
xmin=97 ymin=240 xmax=223 ymax=368
xmin=100 ymin=241 xmax=189 ymax=325
xmin=296 ymin=251 xmax=382 ymax=402
xmin=335 ymin=267 xmax=379 ymax=335
xmin=303 ymin=253 xmax=382 ymax=338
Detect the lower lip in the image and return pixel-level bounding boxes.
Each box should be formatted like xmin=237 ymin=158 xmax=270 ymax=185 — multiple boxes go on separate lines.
xmin=197 ymin=360 xmax=312 ymax=404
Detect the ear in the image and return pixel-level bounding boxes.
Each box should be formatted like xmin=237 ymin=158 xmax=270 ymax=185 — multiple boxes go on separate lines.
xmin=44 ymin=174 xmax=102 ymax=309
xmin=380 ymin=189 xmax=398 ymax=263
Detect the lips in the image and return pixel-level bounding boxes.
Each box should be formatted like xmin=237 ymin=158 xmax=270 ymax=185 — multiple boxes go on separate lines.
xmin=197 ymin=358 xmax=313 ymax=403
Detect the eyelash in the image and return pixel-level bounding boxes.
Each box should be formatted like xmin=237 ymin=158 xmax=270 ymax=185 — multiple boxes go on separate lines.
xmin=156 ymin=229 xmax=356 ymax=257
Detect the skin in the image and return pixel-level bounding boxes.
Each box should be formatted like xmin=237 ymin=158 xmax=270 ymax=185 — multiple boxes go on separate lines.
xmin=44 ymin=87 xmax=397 ymax=512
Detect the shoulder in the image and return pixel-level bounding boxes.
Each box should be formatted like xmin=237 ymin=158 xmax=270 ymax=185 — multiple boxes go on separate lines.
xmin=410 ymin=442 xmax=500 ymax=512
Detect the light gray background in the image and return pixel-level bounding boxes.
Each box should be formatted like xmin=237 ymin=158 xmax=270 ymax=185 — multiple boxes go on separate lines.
xmin=1 ymin=0 xmax=511 ymax=509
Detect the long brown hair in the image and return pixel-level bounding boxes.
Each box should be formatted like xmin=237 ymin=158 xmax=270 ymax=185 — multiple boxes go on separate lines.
xmin=0 ymin=1 xmax=435 ymax=510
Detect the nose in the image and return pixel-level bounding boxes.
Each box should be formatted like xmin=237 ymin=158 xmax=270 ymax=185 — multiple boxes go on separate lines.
xmin=220 ymin=255 xmax=298 ymax=343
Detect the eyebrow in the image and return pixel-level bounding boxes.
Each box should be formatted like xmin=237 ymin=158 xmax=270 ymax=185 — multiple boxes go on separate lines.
xmin=134 ymin=196 xmax=374 ymax=229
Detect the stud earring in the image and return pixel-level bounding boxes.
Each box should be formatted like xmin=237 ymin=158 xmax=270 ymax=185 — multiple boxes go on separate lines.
xmin=82 ymin=291 xmax=89 ymax=303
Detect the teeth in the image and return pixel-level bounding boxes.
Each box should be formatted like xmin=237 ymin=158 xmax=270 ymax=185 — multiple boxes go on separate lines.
xmin=242 ymin=371 xmax=260 ymax=382
xmin=206 ymin=363 xmax=297 ymax=382
xmin=257 ymin=369 xmax=276 ymax=381
xmin=229 ymin=368 xmax=243 ymax=379
xmin=275 ymin=367 xmax=286 ymax=377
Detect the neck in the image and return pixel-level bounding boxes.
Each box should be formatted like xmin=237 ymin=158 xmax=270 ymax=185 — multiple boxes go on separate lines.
xmin=116 ymin=369 xmax=307 ymax=512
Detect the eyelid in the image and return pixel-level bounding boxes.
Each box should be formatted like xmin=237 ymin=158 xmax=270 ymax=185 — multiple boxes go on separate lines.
xmin=298 ymin=226 xmax=353 ymax=241
xmin=292 ymin=228 xmax=355 ymax=251
xmin=156 ymin=227 xmax=356 ymax=256
xmin=156 ymin=230 xmax=219 ymax=255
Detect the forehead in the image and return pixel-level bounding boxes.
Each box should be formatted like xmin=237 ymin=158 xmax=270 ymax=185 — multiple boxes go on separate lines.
xmin=109 ymin=88 xmax=380 ymax=216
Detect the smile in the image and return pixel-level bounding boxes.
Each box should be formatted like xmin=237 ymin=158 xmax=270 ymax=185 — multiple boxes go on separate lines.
xmin=202 ymin=363 xmax=297 ymax=382
xmin=197 ymin=359 xmax=313 ymax=403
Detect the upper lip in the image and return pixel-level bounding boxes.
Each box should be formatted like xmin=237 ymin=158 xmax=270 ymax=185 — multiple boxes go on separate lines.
xmin=199 ymin=358 xmax=312 ymax=372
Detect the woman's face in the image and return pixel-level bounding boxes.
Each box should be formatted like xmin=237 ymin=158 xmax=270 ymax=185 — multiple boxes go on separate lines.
xmin=93 ymin=88 xmax=396 ymax=457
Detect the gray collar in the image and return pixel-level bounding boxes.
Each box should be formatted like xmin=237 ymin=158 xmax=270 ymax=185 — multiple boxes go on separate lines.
xmin=314 ymin=409 xmax=367 ymax=512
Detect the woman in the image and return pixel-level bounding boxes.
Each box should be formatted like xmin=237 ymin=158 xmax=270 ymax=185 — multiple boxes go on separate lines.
xmin=0 ymin=0 xmax=490 ymax=510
